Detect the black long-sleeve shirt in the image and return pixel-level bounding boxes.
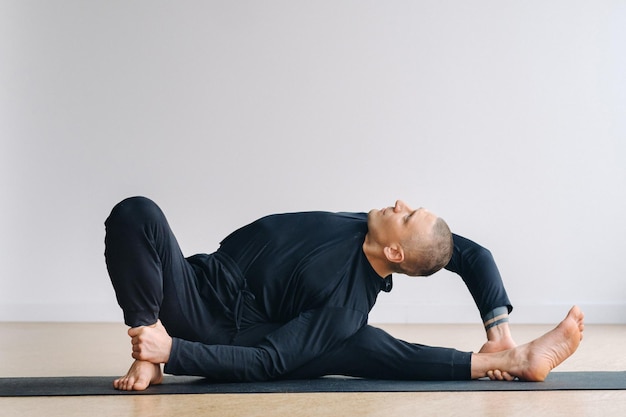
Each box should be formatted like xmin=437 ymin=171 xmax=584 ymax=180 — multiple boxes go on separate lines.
xmin=164 ymin=212 xmax=511 ymax=381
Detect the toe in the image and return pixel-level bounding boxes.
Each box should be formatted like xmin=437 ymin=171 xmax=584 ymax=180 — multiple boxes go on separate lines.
xmin=123 ymin=376 xmax=135 ymax=391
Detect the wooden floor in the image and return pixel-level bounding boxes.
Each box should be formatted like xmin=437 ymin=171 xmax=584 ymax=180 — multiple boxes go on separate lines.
xmin=1 ymin=321 xmax=625 ymax=417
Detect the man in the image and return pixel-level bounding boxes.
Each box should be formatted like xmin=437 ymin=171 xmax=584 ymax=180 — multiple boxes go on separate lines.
xmin=104 ymin=196 xmax=584 ymax=391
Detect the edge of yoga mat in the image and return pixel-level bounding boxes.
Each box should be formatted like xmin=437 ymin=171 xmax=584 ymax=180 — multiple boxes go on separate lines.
xmin=1 ymin=372 xmax=625 ymax=397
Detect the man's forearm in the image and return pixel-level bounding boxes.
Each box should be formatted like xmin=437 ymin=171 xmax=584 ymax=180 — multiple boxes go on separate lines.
xmin=165 ymin=338 xmax=276 ymax=381
xmin=445 ymin=234 xmax=513 ymax=318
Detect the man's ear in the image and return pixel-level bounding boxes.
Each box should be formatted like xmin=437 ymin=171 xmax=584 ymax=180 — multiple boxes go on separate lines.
xmin=384 ymin=244 xmax=405 ymax=264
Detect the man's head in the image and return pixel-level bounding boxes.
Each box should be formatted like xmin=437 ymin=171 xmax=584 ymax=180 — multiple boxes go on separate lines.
xmin=365 ymin=200 xmax=453 ymax=277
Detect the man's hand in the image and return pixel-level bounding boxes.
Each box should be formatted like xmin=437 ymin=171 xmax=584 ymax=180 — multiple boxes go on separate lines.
xmin=128 ymin=320 xmax=172 ymax=364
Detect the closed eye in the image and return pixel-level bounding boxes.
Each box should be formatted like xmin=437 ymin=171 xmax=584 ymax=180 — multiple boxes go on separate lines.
xmin=404 ymin=210 xmax=417 ymax=224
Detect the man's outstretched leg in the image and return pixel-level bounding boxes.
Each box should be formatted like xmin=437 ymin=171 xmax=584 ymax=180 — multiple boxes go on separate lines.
xmin=286 ymin=306 xmax=584 ymax=382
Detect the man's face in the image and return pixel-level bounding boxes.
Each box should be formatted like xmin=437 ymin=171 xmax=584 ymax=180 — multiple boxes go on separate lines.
xmin=367 ymin=200 xmax=437 ymax=247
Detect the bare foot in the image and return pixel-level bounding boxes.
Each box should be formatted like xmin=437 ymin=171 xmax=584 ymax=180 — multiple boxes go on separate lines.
xmin=113 ymin=360 xmax=163 ymax=391
xmin=511 ymin=305 xmax=585 ymax=381
xmin=472 ymin=306 xmax=584 ymax=381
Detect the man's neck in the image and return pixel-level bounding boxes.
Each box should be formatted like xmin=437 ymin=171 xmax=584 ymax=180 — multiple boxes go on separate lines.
xmin=362 ymin=235 xmax=392 ymax=278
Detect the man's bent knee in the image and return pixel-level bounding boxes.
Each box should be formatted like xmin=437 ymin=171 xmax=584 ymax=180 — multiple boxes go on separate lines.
xmin=106 ymin=196 xmax=164 ymax=229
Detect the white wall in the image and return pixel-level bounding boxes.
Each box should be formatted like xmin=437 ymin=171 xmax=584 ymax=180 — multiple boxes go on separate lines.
xmin=1 ymin=1 xmax=624 ymax=324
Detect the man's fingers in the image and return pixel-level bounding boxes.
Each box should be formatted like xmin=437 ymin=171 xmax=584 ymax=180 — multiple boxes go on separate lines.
xmin=126 ymin=320 xmax=171 ymax=364
xmin=502 ymin=372 xmax=515 ymax=381
xmin=128 ymin=326 xmax=142 ymax=337
xmin=128 ymin=321 xmax=159 ymax=338
xmin=486 ymin=369 xmax=516 ymax=381
xmin=487 ymin=370 xmax=505 ymax=380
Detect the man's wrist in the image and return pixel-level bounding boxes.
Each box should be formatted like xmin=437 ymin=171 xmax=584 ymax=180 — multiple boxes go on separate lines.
xmin=484 ymin=316 xmax=509 ymax=331
xmin=482 ymin=306 xmax=512 ymax=340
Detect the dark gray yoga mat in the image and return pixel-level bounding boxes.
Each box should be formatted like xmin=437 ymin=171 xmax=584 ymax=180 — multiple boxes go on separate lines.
xmin=1 ymin=372 xmax=624 ymax=397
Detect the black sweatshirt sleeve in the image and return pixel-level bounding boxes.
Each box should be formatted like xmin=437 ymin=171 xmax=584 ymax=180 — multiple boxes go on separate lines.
xmin=164 ymin=307 xmax=366 ymax=382
xmin=445 ymin=234 xmax=513 ymax=320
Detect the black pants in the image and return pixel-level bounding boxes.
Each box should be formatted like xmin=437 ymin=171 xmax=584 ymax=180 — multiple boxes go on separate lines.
xmin=104 ymin=196 xmax=471 ymax=381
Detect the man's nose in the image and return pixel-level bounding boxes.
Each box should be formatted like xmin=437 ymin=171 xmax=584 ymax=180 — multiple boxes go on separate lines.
xmin=394 ymin=200 xmax=406 ymax=212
